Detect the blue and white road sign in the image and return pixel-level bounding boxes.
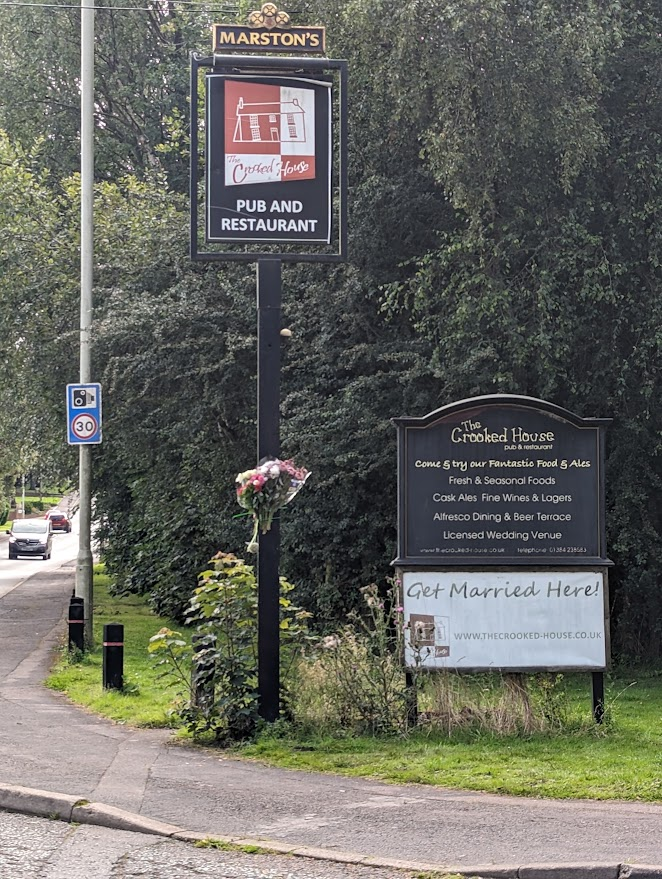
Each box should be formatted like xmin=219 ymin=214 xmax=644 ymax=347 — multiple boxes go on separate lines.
xmin=67 ymin=383 xmax=102 ymax=445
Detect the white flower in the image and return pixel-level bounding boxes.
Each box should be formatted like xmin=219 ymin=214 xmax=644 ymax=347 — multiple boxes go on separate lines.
xmin=269 ymin=464 xmax=281 ymax=478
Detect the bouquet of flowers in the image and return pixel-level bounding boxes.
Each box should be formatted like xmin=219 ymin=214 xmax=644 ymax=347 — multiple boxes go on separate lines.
xmin=236 ymin=458 xmax=311 ymax=552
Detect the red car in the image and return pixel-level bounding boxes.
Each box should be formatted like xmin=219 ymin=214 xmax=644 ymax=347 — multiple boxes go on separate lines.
xmin=45 ymin=510 xmax=72 ymax=532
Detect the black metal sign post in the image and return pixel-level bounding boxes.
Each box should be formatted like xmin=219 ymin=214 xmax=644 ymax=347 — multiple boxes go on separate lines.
xmin=592 ymin=670 xmax=605 ymax=724
xmin=257 ymin=258 xmax=282 ymax=722
xmin=190 ymin=14 xmax=347 ymax=722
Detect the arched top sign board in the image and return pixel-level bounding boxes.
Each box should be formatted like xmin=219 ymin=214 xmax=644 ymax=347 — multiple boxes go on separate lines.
xmin=392 ymin=394 xmax=611 ymax=567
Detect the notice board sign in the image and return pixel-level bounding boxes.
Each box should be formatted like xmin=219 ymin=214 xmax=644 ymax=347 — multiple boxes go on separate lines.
xmin=206 ymin=74 xmax=332 ymax=244
xmin=400 ymin=569 xmax=609 ymax=671
xmin=393 ymin=395 xmax=611 ymax=566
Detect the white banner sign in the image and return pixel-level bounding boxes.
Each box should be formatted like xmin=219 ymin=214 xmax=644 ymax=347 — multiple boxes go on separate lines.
xmin=402 ymin=570 xmax=607 ymax=670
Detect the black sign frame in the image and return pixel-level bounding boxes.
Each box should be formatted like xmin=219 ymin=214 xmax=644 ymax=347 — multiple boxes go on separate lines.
xmin=190 ymin=52 xmax=348 ymax=264
xmin=393 ymin=394 xmax=612 ymax=567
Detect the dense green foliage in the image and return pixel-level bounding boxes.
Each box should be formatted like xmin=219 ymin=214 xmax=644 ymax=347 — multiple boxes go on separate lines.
xmin=0 ymin=133 xmax=79 ymax=506
xmin=148 ymin=551 xmax=313 ymax=742
xmin=1 ymin=0 xmax=661 ymax=660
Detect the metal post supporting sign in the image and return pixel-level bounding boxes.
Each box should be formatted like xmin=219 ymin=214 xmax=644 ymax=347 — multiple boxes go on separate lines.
xmin=191 ymin=8 xmax=348 ymax=722
xmin=257 ymin=259 xmax=282 ymax=722
xmin=67 ymin=383 xmax=102 ymax=445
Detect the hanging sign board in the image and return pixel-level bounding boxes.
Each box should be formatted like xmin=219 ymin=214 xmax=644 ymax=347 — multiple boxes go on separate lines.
xmin=393 ymin=395 xmax=611 ymax=566
xmin=206 ymin=74 xmax=332 ymax=244
xmin=401 ymin=568 xmax=608 ymax=671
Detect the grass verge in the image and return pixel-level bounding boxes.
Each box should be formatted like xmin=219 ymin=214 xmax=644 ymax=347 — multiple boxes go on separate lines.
xmin=1 ymin=496 xmax=65 ymax=531
xmin=46 ymin=566 xmax=188 ymax=728
xmin=46 ymin=566 xmax=662 ymax=801
xmin=240 ymin=685 xmax=662 ymax=801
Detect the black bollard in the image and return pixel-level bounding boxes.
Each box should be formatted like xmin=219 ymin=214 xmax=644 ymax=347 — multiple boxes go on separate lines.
xmin=103 ymin=623 xmax=124 ymax=690
xmin=68 ymin=595 xmax=85 ymax=652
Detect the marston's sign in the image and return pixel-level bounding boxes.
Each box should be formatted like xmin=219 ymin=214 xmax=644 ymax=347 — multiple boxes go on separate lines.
xmin=206 ymin=74 xmax=332 ymax=243
xmin=212 ymin=4 xmax=326 ymax=55
xmin=212 ymin=24 xmax=326 ymax=54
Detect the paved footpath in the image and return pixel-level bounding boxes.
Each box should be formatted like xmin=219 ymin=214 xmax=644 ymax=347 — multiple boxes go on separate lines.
xmin=1 ymin=561 xmax=662 ymax=879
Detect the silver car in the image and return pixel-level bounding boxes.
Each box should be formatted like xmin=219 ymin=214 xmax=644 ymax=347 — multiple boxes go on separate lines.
xmin=8 ymin=519 xmax=53 ymax=560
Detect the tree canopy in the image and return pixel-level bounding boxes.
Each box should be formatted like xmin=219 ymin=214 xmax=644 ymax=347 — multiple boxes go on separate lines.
xmin=1 ymin=0 xmax=661 ymax=660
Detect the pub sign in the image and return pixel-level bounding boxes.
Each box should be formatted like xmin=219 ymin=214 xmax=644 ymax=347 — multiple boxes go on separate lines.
xmin=393 ymin=395 xmax=612 ymax=567
xmin=206 ymin=74 xmax=332 ymax=244
xmin=212 ymin=25 xmax=325 ymax=54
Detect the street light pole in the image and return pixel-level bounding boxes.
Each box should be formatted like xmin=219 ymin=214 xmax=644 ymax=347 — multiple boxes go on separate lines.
xmin=75 ymin=0 xmax=95 ymax=645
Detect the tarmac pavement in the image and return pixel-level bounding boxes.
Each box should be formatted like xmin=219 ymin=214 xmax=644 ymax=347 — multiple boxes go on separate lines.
xmin=1 ymin=552 xmax=662 ymax=878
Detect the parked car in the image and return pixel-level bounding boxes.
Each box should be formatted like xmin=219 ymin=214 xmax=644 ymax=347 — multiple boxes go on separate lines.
xmin=45 ymin=509 xmax=71 ymax=532
xmin=8 ymin=519 xmax=53 ymax=560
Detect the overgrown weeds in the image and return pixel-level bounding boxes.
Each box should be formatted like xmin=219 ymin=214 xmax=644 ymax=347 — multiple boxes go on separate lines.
xmin=149 ymin=551 xmax=312 ymax=743
xmin=287 ymin=582 xmax=588 ymax=738
xmin=149 ymin=561 xmax=599 ymax=742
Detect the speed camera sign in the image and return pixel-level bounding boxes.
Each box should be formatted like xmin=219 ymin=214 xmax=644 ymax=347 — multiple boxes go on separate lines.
xmin=67 ymin=383 xmax=102 ymax=444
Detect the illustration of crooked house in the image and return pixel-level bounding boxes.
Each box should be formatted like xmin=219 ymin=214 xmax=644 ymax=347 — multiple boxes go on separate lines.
xmin=233 ymin=96 xmax=307 ymax=144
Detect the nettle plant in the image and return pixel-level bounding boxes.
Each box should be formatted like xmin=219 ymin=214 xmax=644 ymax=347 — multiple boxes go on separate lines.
xmin=149 ymin=551 xmax=312 ymax=743
xmin=292 ymin=580 xmax=417 ymax=736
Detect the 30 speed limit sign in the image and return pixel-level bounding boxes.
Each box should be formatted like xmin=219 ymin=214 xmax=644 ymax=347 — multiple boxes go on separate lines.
xmin=67 ymin=383 xmax=102 ymax=444
xmin=71 ymin=413 xmax=99 ymax=440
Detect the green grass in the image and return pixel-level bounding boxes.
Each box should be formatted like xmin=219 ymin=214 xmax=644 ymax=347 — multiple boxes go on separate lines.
xmin=46 ymin=567 xmax=662 ymax=801
xmin=240 ymin=715 xmax=662 ymax=801
xmin=239 ymin=674 xmax=662 ymax=801
xmin=1 ymin=495 xmax=65 ymax=530
xmin=13 ymin=495 xmax=63 ymax=511
xmin=46 ymin=567 xmax=188 ymax=728
xmin=195 ymin=839 xmax=285 ymax=855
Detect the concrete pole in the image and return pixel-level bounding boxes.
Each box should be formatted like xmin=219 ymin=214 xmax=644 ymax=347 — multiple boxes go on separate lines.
xmin=75 ymin=0 xmax=95 ymax=645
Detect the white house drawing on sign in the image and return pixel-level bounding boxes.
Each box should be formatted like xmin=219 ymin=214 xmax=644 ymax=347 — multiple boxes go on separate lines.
xmin=233 ymin=95 xmax=308 ymax=145
xmin=223 ymin=80 xmax=318 ymax=186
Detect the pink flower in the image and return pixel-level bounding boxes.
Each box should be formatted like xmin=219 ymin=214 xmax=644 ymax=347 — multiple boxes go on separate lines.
xmin=235 ymin=457 xmax=310 ymax=550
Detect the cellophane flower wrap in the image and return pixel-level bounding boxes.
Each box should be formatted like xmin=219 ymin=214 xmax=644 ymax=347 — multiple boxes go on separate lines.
xmin=236 ymin=458 xmax=311 ymax=552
